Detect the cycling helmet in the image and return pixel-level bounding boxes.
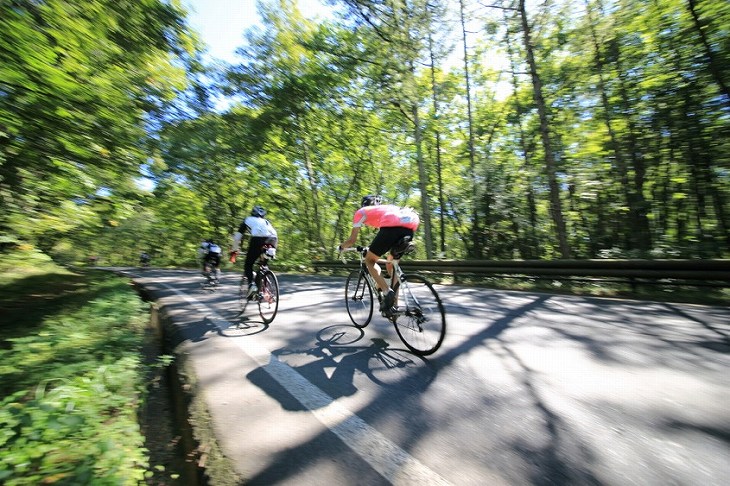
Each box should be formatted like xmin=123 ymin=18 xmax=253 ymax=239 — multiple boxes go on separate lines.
xmin=251 ymin=205 xmax=266 ymax=217
xmin=361 ymin=195 xmax=382 ymax=207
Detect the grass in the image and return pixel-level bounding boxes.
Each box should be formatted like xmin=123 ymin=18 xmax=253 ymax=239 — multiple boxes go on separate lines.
xmin=0 ymin=247 xmax=172 ymax=485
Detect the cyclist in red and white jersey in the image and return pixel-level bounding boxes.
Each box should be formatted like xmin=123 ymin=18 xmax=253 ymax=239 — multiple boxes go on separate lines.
xmin=338 ymin=195 xmax=419 ymax=314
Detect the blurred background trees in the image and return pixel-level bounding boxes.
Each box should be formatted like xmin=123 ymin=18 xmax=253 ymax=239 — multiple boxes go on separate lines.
xmin=2 ymin=0 xmax=728 ymax=266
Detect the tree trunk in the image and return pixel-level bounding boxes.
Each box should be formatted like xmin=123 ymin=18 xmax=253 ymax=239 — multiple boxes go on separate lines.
xmin=411 ymin=101 xmax=435 ymax=259
xmin=686 ymin=0 xmax=730 ymax=106
xmin=610 ymin=43 xmax=653 ymax=253
xmin=299 ymin=119 xmax=326 ymax=251
xmin=459 ymin=0 xmax=481 ymax=258
xmin=504 ymin=9 xmax=538 ymax=259
xmin=584 ymin=0 xmax=637 ymax=252
xmin=518 ymin=0 xmax=571 ymax=258
xmin=428 ymin=33 xmax=446 ymax=256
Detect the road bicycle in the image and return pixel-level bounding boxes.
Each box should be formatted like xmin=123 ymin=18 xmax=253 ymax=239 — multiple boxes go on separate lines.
xmin=236 ymin=245 xmax=279 ymax=324
xmin=200 ymin=261 xmax=221 ymax=291
xmin=340 ymin=239 xmax=446 ymax=356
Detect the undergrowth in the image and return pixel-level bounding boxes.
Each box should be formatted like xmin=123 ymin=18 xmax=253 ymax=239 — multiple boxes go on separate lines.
xmin=0 ymin=247 xmax=165 ymax=484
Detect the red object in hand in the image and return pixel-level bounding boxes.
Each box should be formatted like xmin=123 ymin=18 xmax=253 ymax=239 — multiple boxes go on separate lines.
xmin=229 ymin=251 xmax=238 ymax=263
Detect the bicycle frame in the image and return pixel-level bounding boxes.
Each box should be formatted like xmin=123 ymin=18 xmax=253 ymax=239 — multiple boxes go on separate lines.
xmin=237 ymin=248 xmax=280 ymax=325
xmin=342 ymin=245 xmax=447 ymax=355
xmin=345 ymin=247 xmax=412 ymax=319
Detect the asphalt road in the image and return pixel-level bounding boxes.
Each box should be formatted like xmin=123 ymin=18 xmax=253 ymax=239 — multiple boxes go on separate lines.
xmin=120 ymin=268 xmax=730 ymax=486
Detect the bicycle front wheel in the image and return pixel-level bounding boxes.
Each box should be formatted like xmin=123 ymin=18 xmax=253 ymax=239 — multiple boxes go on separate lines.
xmin=392 ymin=274 xmax=446 ymax=356
xmin=345 ymin=270 xmax=373 ymax=328
xmin=258 ymin=270 xmax=279 ymax=324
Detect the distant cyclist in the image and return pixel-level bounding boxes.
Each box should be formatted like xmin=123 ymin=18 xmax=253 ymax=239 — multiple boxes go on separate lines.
xmin=338 ymin=195 xmax=419 ymax=314
xmin=231 ymin=205 xmax=278 ymax=296
xmin=139 ymin=252 xmax=151 ymax=268
xmin=198 ymin=239 xmax=222 ymax=282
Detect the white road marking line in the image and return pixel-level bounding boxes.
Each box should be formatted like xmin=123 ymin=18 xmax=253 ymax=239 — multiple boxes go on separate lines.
xmin=163 ymin=284 xmax=454 ymax=485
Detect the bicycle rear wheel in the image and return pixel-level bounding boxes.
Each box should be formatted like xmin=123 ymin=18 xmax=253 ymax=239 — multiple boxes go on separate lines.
xmin=238 ymin=277 xmax=248 ymax=312
xmin=258 ymin=270 xmax=279 ymax=324
xmin=345 ymin=270 xmax=373 ymax=328
xmin=392 ymin=274 xmax=446 ymax=356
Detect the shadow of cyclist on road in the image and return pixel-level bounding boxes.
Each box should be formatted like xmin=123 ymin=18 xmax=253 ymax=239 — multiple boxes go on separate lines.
xmin=247 ymin=324 xmax=436 ymax=411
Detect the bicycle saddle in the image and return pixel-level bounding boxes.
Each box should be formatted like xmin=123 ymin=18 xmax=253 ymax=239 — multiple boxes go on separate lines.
xmin=390 ymin=236 xmax=415 ymax=259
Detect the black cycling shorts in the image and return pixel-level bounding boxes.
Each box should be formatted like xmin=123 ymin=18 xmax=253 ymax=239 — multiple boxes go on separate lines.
xmin=204 ymin=253 xmax=221 ymax=267
xmin=369 ymin=227 xmax=414 ymax=257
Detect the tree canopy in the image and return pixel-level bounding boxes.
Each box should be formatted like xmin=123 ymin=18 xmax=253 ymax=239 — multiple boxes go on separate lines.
xmin=2 ymin=0 xmax=728 ymax=265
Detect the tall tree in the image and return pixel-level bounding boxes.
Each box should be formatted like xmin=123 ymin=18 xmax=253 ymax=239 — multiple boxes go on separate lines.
xmin=0 ymin=0 xmax=196 ymax=252
xmin=335 ymin=0 xmax=443 ymax=258
xmin=517 ymin=0 xmax=571 ymax=258
xmin=457 ymin=0 xmax=482 ymax=257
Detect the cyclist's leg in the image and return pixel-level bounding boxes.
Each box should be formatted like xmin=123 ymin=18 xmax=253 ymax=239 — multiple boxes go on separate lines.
xmin=385 ymin=254 xmax=395 ymax=285
xmin=389 ymin=257 xmax=400 ymax=305
xmin=213 ymin=254 xmax=221 ymax=281
xmin=368 ymin=228 xmax=399 ymax=292
xmin=202 ymin=257 xmax=212 ymax=282
xmin=238 ymin=272 xmax=254 ymax=321
xmin=244 ymin=238 xmax=264 ymax=284
xmin=371 ymin=227 xmax=413 ymax=312
xmin=364 ymin=250 xmax=388 ymax=292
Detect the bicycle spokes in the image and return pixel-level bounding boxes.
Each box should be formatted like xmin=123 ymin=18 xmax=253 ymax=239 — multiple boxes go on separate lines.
xmin=257 ymin=271 xmax=279 ymax=324
xmin=355 ymin=279 xmax=368 ymax=301
xmin=392 ymin=275 xmax=446 ymax=356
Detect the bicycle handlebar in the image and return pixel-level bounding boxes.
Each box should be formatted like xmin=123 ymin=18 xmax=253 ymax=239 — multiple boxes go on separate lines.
xmin=337 ymin=245 xmax=367 ymax=263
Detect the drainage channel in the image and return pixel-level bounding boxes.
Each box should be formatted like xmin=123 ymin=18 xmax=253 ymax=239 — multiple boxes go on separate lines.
xmin=138 ymin=285 xmax=208 ymax=485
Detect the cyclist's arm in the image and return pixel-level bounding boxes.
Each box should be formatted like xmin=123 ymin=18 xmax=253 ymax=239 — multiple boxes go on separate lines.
xmin=339 ymin=227 xmax=360 ymax=251
xmin=232 ymin=231 xmax=244 ymax=252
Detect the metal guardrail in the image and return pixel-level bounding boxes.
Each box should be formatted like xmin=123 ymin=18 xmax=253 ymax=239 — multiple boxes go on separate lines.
xmin=312 ymin=259 xmax=730 ymax=288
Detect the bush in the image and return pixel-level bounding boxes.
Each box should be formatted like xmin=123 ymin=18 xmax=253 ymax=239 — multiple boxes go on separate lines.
xmin=0 ymin=249 xmax=152 ymax=484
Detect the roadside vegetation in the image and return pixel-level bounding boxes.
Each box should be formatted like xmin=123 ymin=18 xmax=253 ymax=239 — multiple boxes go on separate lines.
xmin=0 ymin=247 xmax=174 ymax=484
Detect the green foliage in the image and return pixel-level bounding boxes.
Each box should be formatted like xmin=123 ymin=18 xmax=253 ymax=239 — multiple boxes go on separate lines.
xmin=2 ymin=0 xmax=729 ymax=265
xmin=0 ymin=0 xmax=198 ymax=257
xmin=0 ymin=249 xmax=153 ymax=483
xmin=0 ymin=361 xmax=148 ymax=485
xmin=0 ymin=247 xmax=71 ymax=287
